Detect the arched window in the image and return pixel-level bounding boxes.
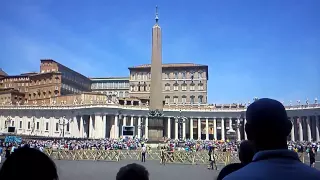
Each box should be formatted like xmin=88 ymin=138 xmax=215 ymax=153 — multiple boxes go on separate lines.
xmin=198 ymin=95 xmax=203 ymax=104
xmin=190 ymin=95 xmax=195 ymax=104
xmin=165 ymin=96 xmax=170 ymax=104
xmin=165 ymin=83 xmax=170 ymax=91
xmin=182 ymin=95 xmax=187 ymax=104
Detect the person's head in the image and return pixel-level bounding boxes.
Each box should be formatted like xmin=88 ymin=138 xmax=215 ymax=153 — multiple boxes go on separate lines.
xmin=245 ymin=98 xmax=291 ymax=151
xmin=0 ymin=146 xmax=58 ymax=180
xmin=238 ymin=140 xmax=255 ymax=164
xmin=116 ymin=163 xmax=149 ymax=180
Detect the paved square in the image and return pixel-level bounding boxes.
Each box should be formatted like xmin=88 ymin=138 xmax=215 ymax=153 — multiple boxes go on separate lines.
xmin=55 ymin=160 xmax=218 ymax=180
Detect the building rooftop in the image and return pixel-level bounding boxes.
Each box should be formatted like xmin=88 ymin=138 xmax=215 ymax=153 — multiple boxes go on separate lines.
xmin=0 ymin=69 xmax=8 ymax=77
xmin=90 ymin=77 xmax=129 ymax=81
xmin=129 ymin=63 xmax=208 ymax=69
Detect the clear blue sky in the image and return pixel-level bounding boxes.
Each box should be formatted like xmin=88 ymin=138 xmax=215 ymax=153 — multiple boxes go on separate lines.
xmin=0 ymin=0 xmax=319 ymax=104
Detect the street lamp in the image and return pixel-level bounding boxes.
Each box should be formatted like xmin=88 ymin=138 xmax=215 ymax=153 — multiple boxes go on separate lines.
xmin=59 ymin=116 xmax=70 ymax=141
xmin=174 ymin=110 xmax=187 ymax=142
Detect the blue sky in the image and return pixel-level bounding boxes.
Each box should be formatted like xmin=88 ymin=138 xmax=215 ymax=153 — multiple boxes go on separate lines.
xmin=0 ymin=0 xmax=319 ymax=104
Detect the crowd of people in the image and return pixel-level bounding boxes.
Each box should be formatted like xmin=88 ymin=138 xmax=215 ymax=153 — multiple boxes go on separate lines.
xmin=0 ymin=98 xmax=320 ymax=180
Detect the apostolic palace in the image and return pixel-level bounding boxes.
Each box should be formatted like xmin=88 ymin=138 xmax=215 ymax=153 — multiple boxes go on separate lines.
xmin=0 ymin=8 xmax=319 ymax=143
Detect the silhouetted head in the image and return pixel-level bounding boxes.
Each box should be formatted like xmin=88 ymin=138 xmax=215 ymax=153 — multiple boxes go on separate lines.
xmin=238 ymin=140 xmax=255 ymax=164
xmin=0 ymin=146 xmax=58 ymax=180
xmin=245 ymin=98 xmax=291 ymax=151
xmin=116 ymin=163 xmax=149 ymax=180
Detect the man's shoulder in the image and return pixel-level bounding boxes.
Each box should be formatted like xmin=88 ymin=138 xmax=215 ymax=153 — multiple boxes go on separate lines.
xmin=224 ymin=160 xmax=320 ymax=180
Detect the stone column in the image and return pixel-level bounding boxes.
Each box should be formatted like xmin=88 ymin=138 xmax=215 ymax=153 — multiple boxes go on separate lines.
xmin=298 ymin=117 xmax=303 ymax=141
xmin=138 ymin=116 xmax=142 ymax=138
xmin=221 ymin=118 xmax=225 ymax=141
xmin=114 ymin=115 xmax=119 ymax=138
xmin=145 ymin=117 xmax=148 ymax=139
xmin=80 ymin=116 xmax=84 ymax=138
xmin=102 ymin=115 xmax=106 ymax=139
xmin=123 ymin=116 xmax=127 ymax=126
xmin=213 ymin=118 xmax=217 ymax=140
xmin=89 ymin=115 xmax=94 ymax=138
xmin=205 ymin=118 xmax=209 ymax=140
xmin=175 ymin=120 xmax=178 ymax=139
xmin=190 ymin=118 xmax=193 ymax=139
xmin=237 ymin=118 xmax=241 ymax=141
xmin=244 ymin=118 xmax=248 ymax=140
xmin=290 ymin=117 xmax=295 ymax=141
xmin=95 ymin=115 xmax=103 ymax=139
xmin=316 ymin=116 xmax=320 ymax=142
xmin=167 ymin=117 xmax=171 ymax=139
xmin=307 ymin=116 xmax=312 ymax=142
xmin=229 ymin=118 xmax=233 ymax=130
xmin=182 ymin=120 xmax=186 ymax=139
xmin=130 ymin=116 xmax=134 ymax=126
xmin=198 ymin=118 xmax=201 ymax=140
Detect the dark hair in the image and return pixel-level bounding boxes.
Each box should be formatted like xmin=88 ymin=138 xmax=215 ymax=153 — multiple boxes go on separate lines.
xmin=0 ymin=146 xmax=58 ymax=180
xmin=116 ymin=163 xmax=149 ymax=180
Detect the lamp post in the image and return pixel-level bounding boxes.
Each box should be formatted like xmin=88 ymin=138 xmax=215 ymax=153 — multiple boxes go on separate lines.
xmin=174 ymin=110 xmax=187 ymax=142
xmin=59 ymin=116 xmax=70 ymax=141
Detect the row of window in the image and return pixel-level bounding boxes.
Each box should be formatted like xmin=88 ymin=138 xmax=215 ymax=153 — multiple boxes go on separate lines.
xmin=131 ymin=71 xmax=205 ymax=80
xmin=61 ymin=83 xmax=81 ymax=94
xmin=165 ymin=95 xmax=204 ymax=104
xmin=1 ymin=77 xmax=29 ymax=82
xmin=165 ymin=83 xmax=204 ymax=91
xmin=91 ymin=81 xmax=130 ymax=90
xmin=9 ymin=121 xmax=70 ymax=132
xmin=61 ymin=70 xmax=91 ymax=89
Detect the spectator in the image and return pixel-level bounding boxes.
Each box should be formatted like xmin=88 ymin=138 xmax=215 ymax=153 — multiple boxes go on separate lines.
xmin=217 ymin=140 xmax=254 ymax=180
xmin=224 ymin=98 xmax=320 ymax=180
xmin=116 ymin=163 xmax=149 ymax=180
xmin=0 ymin=146 xmax=58 ymax=180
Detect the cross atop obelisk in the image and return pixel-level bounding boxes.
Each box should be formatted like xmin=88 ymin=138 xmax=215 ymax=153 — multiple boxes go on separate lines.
xmin=150 ymin=5 xmax=163 ymax=111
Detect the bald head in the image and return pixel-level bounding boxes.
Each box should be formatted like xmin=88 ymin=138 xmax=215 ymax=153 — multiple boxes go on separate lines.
xmin=245 ymin=98 xmax=292 ymax=150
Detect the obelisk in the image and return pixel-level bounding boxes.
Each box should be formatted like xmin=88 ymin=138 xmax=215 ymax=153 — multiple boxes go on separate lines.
xmin=148 ymin=6 xmax=164 ymax=142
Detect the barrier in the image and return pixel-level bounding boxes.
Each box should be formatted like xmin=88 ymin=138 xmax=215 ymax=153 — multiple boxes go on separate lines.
xmin=44 ymin=149 xmax=305 ymax=165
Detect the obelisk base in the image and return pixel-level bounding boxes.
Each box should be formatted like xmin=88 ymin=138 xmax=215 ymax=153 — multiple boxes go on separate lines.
xmin=147 ymin=117 xmax=164 ymax=143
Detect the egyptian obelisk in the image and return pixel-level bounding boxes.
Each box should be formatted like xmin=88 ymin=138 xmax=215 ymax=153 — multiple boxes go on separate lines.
xmin=148 ymin=6 xmax=164 ymax=142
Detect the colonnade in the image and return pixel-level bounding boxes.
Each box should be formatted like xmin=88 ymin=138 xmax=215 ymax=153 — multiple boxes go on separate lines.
xmin=0 ymin=112 xmax=319 ymax=142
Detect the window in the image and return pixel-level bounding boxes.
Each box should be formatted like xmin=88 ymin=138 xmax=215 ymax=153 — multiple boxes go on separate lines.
xmin=190 ymin=96 xmax=195 ymax=104
xmin=182 ymin=82 xmax=187 ymax=91
xmin=174 ymin=72 xmax=178 ymax=79
xmin=28 ymin=122 xmax=31 ymax=129
xmin=198 ymin=83 xmax=204 ymax=90
xmin=11 ymin=121 xmax=14 ymax=127
xmin=36 ymin=122 xmax=39 ymax=130
xmin=165 ymin=83 xmax=170 ymax=91
xmin=182 ymin=72 xmax=186 ymax=79
xmin=173 ymin=96 xmax=178 ymax=104
xmin=19 ymin=121 xmax=22 ymax=128
xmin=165 ymin=72 xmax=169 ymax=79
xmin=46 ymin=122 xmax=49 ymax=131
xmin=165 ymin=96 xmax=170 ymax=104
xmin=182 ymin=95 xmax=187 ymax=103
xmin=55 ymin=123 xmax=59 ymax=131
xmin=198 ymin=95 xmax=203 ymax=104
xmin=66 ymin=123 xmax=70 ymax=132
xmin=190 ymin=83 xmax=195 ymax=91
xmin=198 ymin=71 xmax=203 ymax=79
xmin=173 ymin=83 xmax=179 ymax=91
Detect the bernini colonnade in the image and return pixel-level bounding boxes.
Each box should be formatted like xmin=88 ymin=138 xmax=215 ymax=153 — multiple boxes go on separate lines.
xmin=0 ymin=104 xmax=319 ymax=142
